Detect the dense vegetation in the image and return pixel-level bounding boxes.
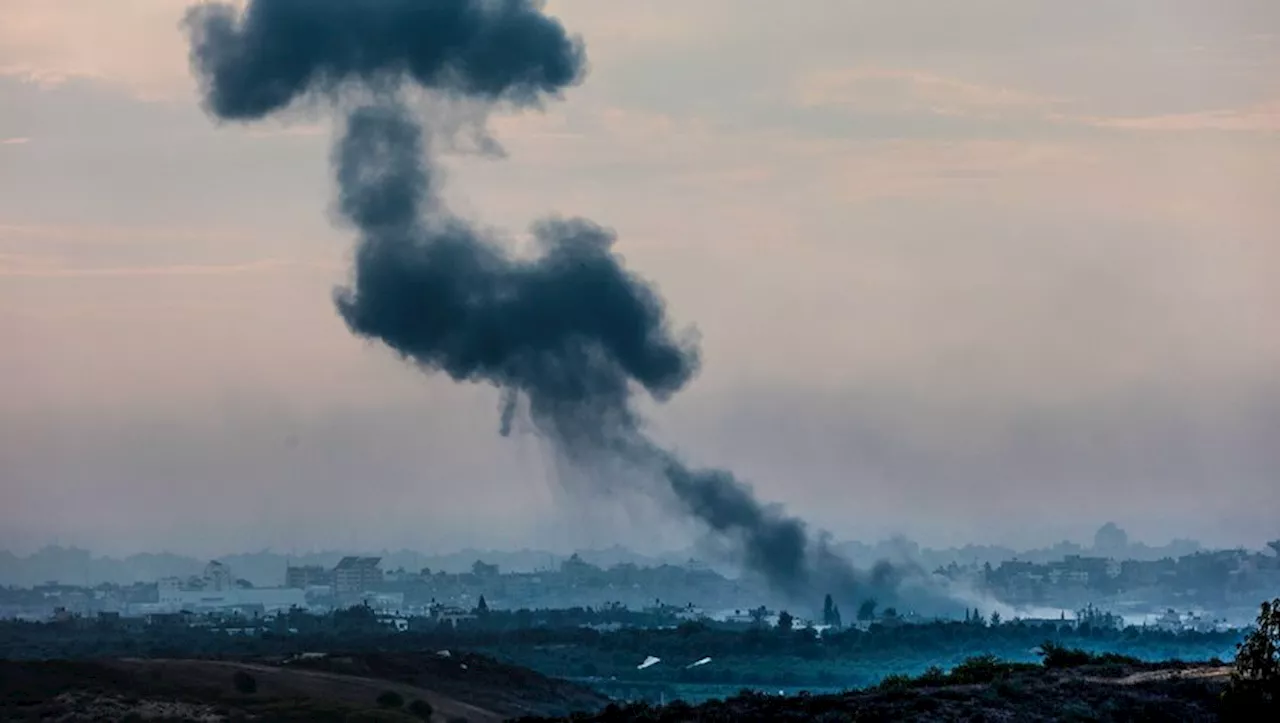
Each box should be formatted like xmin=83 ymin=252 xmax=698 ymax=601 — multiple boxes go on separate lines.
xmin=1 ymin=606 xmax=1239 ymax=704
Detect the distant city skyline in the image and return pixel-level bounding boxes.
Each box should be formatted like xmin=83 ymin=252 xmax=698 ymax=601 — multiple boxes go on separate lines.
xmin=0 ymin=519 xmax=1221 ymax=568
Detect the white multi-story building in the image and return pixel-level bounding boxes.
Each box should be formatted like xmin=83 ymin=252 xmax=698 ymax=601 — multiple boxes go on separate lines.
xmin=157 ymin=561 xmax=305 ymax=613
xmin=158 ymin=587 xmax=307 ymax=613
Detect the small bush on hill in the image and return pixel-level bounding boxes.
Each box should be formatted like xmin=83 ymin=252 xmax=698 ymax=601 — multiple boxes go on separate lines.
xmin=916 ymin=666 xmax=946 ymax=686
xmin=876 ymin=673 xmax=914 ymax=691
xmin=376 ymin=690 xmax=405 ymax=709
xmin=1040 ymin=641 xmax=1141 ymax=669
xmin=1040 ymin=641 xmax=1092 ymax=668
xmin=948 ymin=655 xmax=1008 ymax=684
xmin=407 ymin=699 xmax=434 ymax=719
xmin=231 ymin=671 xmax=257 ymax=695
xmin=874 ymin=656 xmax=1037 ymax=691
xmin=993 ymin=679 xmax=1027 ymax=700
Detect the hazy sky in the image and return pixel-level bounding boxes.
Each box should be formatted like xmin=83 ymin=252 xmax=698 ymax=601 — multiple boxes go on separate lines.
xmin=3 ymin=1 xmax=1278 ymax=558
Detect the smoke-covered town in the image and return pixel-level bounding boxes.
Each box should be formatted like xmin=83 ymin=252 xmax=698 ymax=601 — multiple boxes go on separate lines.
xmin=4 ymin=1 xmax=1279 ymax=720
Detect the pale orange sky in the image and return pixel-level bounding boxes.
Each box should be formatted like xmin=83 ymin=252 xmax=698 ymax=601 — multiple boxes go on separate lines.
xmin=2 ymin=1 xmax=1278 ymax=556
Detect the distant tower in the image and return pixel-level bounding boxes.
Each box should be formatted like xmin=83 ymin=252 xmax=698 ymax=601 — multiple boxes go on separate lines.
xmin=204 ymin=560 xmax=233 ymax=591
xmin=1093 ymin=523 xmax=1128 ymax=555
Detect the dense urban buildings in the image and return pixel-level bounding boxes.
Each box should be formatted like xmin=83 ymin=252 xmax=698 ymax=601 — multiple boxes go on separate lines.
xmin=4 ymin=528 xmax=1278 ymax=632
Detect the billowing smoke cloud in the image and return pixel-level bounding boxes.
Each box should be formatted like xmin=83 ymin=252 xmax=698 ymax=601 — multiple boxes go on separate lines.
xmin=185 ymin=0 xmax=945 ymax=614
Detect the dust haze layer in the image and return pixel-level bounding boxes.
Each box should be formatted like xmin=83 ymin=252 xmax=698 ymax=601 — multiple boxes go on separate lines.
xmin=184 ymin=0 xmax=945 ymax=615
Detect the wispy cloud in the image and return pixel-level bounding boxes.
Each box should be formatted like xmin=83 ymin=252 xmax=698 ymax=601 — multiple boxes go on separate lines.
xmin=1 ymin=137 xmax=30 ymax=145
xmin=0 ymin=64 xmax=79 ymax=88
xmin=815 ymin=139 xmax=1100 ymax=203
xmin=0 ymin=257 xmax=339 ymax=278
xmin=1074 ymin=101 xmax=1280 ymax=133
xmin=0 ymin=223 xmax=260 ymax=245
xmin=794 ymin=67 xmax=1065 ymax=119
xmin=795 ymin=65 xmax=1280 ymax=140
xmin=242 ymin=122 xmax=329 ymax=140
xmin=0 ymin=1 xmax=195 ymax=100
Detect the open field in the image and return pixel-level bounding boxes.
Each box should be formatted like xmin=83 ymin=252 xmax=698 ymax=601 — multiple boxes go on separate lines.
xmin=0 ymin=651 xmax=608 ymax=722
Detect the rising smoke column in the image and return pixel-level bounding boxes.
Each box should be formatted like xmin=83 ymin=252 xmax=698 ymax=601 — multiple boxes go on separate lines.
xmin=185 ymin=0 xmax=919 ymax=612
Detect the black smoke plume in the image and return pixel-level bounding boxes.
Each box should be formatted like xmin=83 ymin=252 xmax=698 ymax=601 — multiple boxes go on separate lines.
xmin=185 ymin=0 xmax=942 ymax=615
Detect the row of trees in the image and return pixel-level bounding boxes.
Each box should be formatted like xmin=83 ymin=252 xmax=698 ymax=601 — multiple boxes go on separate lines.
xmin=0 ymin=605 xmax=1240 ymax=664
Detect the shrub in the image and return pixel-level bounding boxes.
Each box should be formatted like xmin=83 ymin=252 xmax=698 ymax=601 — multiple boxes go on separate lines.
xmin=1040 ymin=641 xmax=1092 ymax=668
xmin=1092 ymin=663 xmax=1129 ymax=679
xmin=916 ymin=666 xmax=946 ymax=686
xmin=948 ymin=655 xmax=1006 ymax=684
xmin=1092 ymin=651 xmax=1141 ymax=666
xmin=1040 ymin=641 xmax=1141 ymax=669
xmin=376 ymin=690 xmax=405 ymax=709
xmin=407 ymin=699 xmax=434 ymax=719
xmin=993 ymin=679 xmax=1026 ymax=699
xmin=231 ymin=670 xmax=257 ymax=695
xmin=876 ymin=673 xmax=914 ymax=691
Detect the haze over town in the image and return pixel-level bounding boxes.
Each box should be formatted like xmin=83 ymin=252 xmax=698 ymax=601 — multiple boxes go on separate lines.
xmin=5 ymin=5 xmax=1280 ymax=721
xmin=4 ymin=0 xmax=1279 ymax=563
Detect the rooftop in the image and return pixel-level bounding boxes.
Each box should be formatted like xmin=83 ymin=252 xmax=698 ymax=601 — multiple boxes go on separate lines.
xmin=334 ymin=556 xmax=381 ymax=570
